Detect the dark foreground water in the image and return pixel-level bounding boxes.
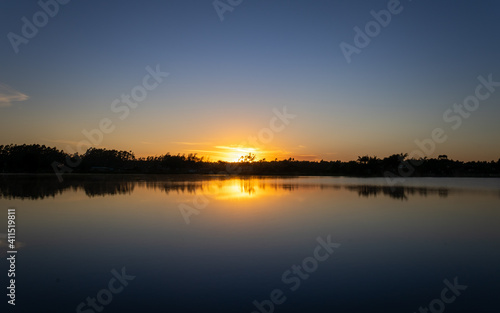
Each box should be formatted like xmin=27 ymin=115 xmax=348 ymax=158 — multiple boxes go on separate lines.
xmin=1 ymin=175 xmax=499 ymax=313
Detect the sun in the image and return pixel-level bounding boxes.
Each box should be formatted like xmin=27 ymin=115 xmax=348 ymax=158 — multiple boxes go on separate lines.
xmin=217 ymin=146 xmax=258 ymax=162
xmin=208 ymin=145 xmax=276 ymax=162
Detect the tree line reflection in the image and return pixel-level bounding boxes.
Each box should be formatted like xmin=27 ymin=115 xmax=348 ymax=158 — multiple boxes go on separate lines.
xmin=2 ymin=174 xmax=496 ymax=201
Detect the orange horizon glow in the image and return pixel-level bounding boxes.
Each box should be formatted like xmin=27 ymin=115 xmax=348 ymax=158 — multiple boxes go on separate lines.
xmin=134 ymin=144 xmax=295 ymax=162
xmin=198 ymin=145 xmax=261 ymax=162
xmin=16 ymin=134 xmax=499 ymax=163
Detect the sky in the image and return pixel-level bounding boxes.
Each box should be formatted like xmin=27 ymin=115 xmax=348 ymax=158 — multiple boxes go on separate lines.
xmin=1 ymin=0 xmax=499 ymax=162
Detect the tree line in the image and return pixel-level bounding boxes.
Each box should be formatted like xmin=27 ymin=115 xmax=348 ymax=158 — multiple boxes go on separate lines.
xmin=1 ymin=144 xmax=499 ymax=177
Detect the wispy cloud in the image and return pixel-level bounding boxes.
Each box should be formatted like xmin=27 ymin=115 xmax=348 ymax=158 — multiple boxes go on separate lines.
xmin=296 ymin=154 xmax=319 ymax=161
xmin=187 ymin=149 xmax=221 ymax=154
xmin=0 ymin=83 xmax=29 ymax=108
xmin=40 ymin=138 xmax=82 ymax=146
xmin=172 ymin=141 xmax=213 ymax=146
xmin=215 ymin=145 xmax=258 ymax=151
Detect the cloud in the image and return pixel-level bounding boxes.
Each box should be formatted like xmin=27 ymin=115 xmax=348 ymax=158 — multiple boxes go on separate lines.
xmin=40 ymin=138 xmax=82 ymax=146
xmin=39 ymin=137 xmax=90 ymax=148
xmin=172 ymin=141 xmax=212 ymax=146
xmin=0 ymin=83 xmax=29 ymax=108
xmin=187 ymin=149 xmax=221 ymax=154
xmin=215 ymin=145 xmax=258 ymax=152
xmin=296 ymin=154 xmax=319 ymax=161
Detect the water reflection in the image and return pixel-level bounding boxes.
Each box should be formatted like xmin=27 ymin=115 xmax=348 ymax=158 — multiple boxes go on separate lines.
xmin=1 ymin=175 xmax=499 ymax=313
xmin=346 ymin=185 xmax=450 ymax=200
xmin=1 ymin=174 xmax=498 ymax=200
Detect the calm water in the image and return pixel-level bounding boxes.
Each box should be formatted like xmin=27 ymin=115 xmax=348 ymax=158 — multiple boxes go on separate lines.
xmin=1 ymin=175 xmax=499 ymax=313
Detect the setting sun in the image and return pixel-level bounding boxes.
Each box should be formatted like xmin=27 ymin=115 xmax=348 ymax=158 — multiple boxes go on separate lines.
xmin=214 ymin=146 xmax=259 ymax=162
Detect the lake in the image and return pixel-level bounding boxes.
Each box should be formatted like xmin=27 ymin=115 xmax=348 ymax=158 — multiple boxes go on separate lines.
xmin=1 ymin=175 xmax=499 ymax=313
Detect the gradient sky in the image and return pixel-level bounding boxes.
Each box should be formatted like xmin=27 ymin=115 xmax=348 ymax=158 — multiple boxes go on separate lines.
xmin=1 ymin=0 xmax=499 ymax=162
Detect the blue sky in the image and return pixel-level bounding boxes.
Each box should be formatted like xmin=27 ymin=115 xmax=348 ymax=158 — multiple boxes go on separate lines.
xmin=1 ymin=0 xmax=499 ymax=161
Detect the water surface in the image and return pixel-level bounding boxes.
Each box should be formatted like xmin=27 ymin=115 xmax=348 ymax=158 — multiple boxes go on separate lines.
xmin=1 ymin=175 xmax=499 ymax=312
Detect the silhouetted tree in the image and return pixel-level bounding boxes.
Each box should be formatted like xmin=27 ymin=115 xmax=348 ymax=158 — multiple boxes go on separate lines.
xmin=0 ymin=144 xmax=66 ymax=173
xmin=238 ymin=153 xmax=256 ymax=163
xmin=0 ymin=144 xmax=499 ymax=177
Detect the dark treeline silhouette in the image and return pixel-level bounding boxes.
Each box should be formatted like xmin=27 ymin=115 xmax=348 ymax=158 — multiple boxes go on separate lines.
xmin=1 ymin=144 xmax=500 ymax=177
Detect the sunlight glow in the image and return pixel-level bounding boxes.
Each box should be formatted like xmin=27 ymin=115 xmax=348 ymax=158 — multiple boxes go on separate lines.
xmin=215 ymin=146 xmax=259 ymax=162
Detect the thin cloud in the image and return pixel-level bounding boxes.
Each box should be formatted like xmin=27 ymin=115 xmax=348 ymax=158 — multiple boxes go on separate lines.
xmin=41 ymin=138 xmax=82 ymax=146
xmin=187 ymin=149 xmax=221 ymax=154
xmin=215 ymin=145 xmax=259 ymax=151
xmin=296 ymin=154 xmax=319 ymax=161
xmin=0 ymin=83 xmax=29 ymax=108
xmin=214 ymin=145 xmax=236 ymax=150
xmin=172 ymin=141 xmax=213 ymax=146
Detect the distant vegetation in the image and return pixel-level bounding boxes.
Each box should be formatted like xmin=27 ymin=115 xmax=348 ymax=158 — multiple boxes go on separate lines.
xmin=1 ymin=144 xmax=499 ymax=177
